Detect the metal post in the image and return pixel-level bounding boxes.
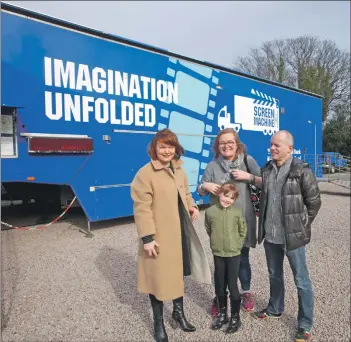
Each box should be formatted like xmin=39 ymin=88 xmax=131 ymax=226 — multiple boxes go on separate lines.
xmin=314 ymin=124 xmax=317 ymax=176
xmin=79 ymin=217 xmax=94 ymax=238
xmin=328 ymin=156 xmax=331 ymax=181
xmin=308 ymin=120 xmax=317 ymax=176
xmin=85 ymin=219 xmax=94 ymax=238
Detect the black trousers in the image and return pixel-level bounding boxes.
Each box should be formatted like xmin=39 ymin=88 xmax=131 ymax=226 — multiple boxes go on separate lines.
xmin=214 ymin=255 xmax=241 ymax=300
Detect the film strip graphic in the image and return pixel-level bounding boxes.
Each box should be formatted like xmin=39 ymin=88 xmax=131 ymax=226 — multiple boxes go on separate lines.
xmin=157 ymin=57 xmax=222 ymax=204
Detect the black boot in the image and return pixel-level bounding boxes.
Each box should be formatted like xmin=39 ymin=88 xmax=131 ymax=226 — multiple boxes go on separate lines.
xmin=149 ymin=294 xmax=169 ymax=342
xmin=211 ymin=295 xmax=228 ymax=330
xmin=226 ymin=297 xmax=241 ymax=334
xmin=171 ymin=297 xmax=196 ymax=332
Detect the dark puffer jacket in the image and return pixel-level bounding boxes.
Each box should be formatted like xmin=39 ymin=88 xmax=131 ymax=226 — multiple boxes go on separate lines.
xmin=258 ymin=157 xmax=322 ymax=251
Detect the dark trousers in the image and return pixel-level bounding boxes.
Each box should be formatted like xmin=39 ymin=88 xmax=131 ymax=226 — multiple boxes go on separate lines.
xmin=239 ymin=247 xmax=251 ymax=291
xmin=214 ymin=255 xmax=241 ymax=300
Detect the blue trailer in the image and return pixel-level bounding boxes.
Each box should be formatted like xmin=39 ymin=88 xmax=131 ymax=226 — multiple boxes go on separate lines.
xmin=1 ymin=3 xmax=323 ymax=224
xmin=322 ymin=152 xmax=348 ymax=168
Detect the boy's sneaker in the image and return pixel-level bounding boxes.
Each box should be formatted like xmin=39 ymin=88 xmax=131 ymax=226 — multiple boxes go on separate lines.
xmin=252 ymin=309 xmax=282 ymax=320
xmin=295 ymin=328 xmax=312 ymax=342
xmin=210 ymin=297 xmax=219 ymax=317
xmin=241 ymin=292 xmax=255 ymax=312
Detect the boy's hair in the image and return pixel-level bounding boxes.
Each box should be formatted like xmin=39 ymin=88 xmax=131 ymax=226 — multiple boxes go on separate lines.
xmin=218 ymin=182 xmax=239 ymax=200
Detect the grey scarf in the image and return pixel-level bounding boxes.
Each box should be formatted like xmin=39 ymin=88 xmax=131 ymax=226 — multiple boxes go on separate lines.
xmin=218 ymin=153 xmax=244 ymax=184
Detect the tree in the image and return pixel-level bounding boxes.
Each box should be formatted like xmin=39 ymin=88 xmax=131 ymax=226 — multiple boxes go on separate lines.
xmin=299 ymin=65 xmax=334 ymax=121
xmin=322 ymin=100 xmax=351 ymax=156
xmin=234 ymin=36 xmax=350 ymax=122
xmin=235 ymin=39 xmax=296 ymax=86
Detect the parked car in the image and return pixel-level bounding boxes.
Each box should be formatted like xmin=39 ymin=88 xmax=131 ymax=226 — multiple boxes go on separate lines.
xmin=322 ymin=163 xmax=336 ymax=174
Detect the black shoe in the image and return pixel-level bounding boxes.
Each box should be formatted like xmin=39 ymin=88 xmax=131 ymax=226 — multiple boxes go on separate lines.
xmin=226 ymin=297 xmax=241 ymax=334
xmin=171 ymin=297 xmax=196 ymax=332
xmin=149 ymin=294 xmax=169 ymax=342
xmin=211 ymin=295 xmax=228 ymax=330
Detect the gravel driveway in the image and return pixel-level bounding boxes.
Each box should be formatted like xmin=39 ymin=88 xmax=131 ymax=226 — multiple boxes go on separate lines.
xmin=1 ymin=182 xmax=350 ymax=342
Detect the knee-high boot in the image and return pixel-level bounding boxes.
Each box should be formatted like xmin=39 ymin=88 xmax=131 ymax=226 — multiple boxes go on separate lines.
xmin=149 ymin=294 xmax=169 ymax=342
xmin=171 ymin=297 xmax=196 ymax=332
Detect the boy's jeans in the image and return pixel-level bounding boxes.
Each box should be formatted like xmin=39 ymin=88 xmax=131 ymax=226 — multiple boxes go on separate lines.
xmin=264 ymin=240 xmax=314 ymax=330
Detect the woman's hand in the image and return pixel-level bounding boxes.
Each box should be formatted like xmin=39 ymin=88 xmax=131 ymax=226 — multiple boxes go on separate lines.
xmin=232 ymin=170 xmax=251 ymax=182
xmin=202 ymin=182 xmax=221 ymax=195
xmin=143 ymin=240 xmax=160 ymax=258
xmin=189 ymin=207 xmax=200 ymax=221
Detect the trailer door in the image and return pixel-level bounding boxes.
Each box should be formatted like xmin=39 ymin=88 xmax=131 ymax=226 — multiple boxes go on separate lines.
xmin=1 ymin=106 xmax=18 ymax=158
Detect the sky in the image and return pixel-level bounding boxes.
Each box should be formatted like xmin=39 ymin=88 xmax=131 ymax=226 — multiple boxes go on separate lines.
xmin=3 ymin=1 xmax=351 ymax=68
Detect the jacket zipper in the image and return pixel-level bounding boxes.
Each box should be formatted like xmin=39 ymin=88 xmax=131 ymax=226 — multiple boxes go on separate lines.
xmin=221 ymin=209 xmax=225 ymax=253
xmin=223 ymin=209 xmax=227 ymax=253
xmin=281 ymin=173 xmax=290 ymax=250
xmin=261 ymin=169 xmax=269 ymax=230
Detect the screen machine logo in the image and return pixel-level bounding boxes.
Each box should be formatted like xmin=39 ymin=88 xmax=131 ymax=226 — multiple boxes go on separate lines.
xmin=217 ymin=88 xmax=280 ymax=135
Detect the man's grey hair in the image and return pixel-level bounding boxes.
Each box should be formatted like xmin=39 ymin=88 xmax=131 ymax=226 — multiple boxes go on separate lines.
xmin=274 ymin=130 xmax=294 ymax=147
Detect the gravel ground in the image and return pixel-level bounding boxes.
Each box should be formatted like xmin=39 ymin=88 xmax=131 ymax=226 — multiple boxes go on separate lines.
xmin=1 ymin=182 xmax=350 ymax=342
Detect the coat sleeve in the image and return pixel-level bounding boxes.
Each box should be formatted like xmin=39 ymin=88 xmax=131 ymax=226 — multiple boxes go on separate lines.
xmin=300 ymin=167 xmax=322 ymax=224
xmin=247 ymin=155 xmax=262 ymax=189
xmin=131 ymin=169 xmax=156 ymax=238
xmin=204 ymin=211 xmax=211 ymax=237
xmin=238 ymin=210 xmax=247 ymax=246
xmin=247 ymin=155 xmax=262 ymax=177
xmin=183 ymin=169 xmax=197 ymax=210
xmin=197 ymin=163 xmax=214 ymax=196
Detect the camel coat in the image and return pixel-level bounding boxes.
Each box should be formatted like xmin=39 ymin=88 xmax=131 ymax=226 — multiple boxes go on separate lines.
xmin=131 ymin=159 xmax=212 ymax=301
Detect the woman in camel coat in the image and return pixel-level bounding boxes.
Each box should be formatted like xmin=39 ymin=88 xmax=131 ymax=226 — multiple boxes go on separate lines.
xmin=131 ymin=128 xmax=211 ymax=342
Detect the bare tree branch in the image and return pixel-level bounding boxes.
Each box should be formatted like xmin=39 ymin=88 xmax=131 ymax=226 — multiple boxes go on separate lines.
xmin=233 ymin=35 xmax=350 ymax=122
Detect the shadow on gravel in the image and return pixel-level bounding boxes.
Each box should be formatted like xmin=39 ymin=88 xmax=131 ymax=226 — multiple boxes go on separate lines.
xmin=1 ymin=233 xmax=20 ymax=330
xmin=244 ymin=293 xmax=297 ymax=338
xmin=95 ymin=247 xmax=154 ymax=336
xmin=320 ymin=190 xmax=351 ymax=197
xmin=184 ymin=277 xmax=213 ymax=316
xmin=65 ymin=215 xmax=136 ymax=237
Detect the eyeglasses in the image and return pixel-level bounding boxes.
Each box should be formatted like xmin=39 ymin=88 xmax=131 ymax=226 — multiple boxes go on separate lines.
xmin=219 ymin=140 xmax=235 ymax=147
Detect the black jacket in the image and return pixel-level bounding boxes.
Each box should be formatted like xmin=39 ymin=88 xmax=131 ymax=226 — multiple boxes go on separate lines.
xmin=258 ymin=157 xmax=322 ymax=251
